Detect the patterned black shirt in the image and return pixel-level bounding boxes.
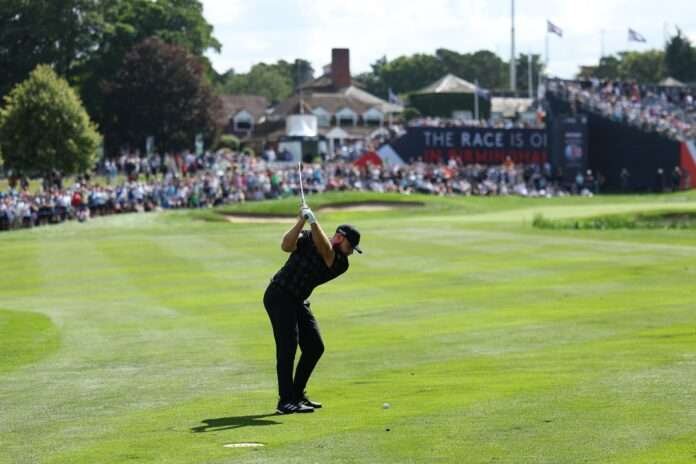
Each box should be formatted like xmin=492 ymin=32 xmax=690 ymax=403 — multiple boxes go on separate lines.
xmin=270 ymin=230 xmax=349 ymax=300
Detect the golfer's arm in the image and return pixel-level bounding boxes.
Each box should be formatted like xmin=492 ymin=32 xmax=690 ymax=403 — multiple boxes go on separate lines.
xmin=310 ymin=221 xmax=335 ymax=267
xmin=281 ymin=217 xmax=305 ymax=252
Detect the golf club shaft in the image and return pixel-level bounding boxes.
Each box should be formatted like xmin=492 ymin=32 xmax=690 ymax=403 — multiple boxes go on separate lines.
xmin=298 ymin=162 xmax=307 ymax=208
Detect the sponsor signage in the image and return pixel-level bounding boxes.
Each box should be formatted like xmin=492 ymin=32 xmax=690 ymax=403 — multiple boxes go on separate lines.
xmin=391 ymin=127 xmax=548 ymax=164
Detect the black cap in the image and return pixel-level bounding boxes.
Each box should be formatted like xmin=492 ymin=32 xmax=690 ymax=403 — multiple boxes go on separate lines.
xmin=336 ymin=224 xmax=362 ymax=254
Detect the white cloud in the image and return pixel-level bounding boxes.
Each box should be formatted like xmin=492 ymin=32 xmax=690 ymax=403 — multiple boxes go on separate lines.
xmin=201 ymin=0 xmax=246 ymax=25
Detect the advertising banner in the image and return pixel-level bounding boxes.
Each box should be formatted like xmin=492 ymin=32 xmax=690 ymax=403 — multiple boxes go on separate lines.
xmin=389 ymin=127 xmax=548 ymax=164
xmin=549 ymin=115 xmax=588 ymax=181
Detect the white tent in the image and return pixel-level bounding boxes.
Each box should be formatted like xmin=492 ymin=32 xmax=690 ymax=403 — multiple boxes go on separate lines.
xmin=414 ymin=74 xmax=477 ymax=94
xmin=659 ymin=77 xmax=686 ymax=87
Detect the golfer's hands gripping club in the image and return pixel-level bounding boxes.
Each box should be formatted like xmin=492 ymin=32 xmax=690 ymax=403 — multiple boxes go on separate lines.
xmin=301 ymin=206 xmax=316 ymax=225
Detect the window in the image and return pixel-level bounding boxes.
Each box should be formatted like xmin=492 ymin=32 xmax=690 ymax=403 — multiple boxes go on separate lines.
xmin=234 ymin=110 xmax=253 ymax=132
xmin=363 ymin=108 xmax=384 ymax=127
xmin=313 ymin=107 xmax=331 ymax=127
xmin=336 ymin=107 xmax=357 ymax=127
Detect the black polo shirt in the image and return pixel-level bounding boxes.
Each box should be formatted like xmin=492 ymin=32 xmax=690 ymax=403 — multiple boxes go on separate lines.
xmin=270 ymin=230 xmax=349 ymax=301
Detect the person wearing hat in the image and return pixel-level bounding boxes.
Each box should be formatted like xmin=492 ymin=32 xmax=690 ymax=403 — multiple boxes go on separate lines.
xmin=263 ymin=205 xmax=361 ymax=414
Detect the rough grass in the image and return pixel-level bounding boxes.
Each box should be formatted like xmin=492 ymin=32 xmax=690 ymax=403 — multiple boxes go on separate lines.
xmin=533 ymin=209 xmax=696 ymax=230
xmin=1 ymin=192 xmax=696 ymax=463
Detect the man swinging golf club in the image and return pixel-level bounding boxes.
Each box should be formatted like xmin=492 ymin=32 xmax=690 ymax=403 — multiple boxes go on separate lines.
xmin=264 ymin=163 xmax=362 ymax=414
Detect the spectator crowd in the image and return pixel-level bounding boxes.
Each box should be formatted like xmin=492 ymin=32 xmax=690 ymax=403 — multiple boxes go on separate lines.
xmin=407 ymin=115 xmax=545 ymax=130
xmin=547 ymin=78 xmax=696 ymax=141
xmin=1 ymin=149 xmax=577 ymax=232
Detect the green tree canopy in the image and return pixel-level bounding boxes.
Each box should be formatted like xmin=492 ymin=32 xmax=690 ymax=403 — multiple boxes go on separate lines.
xmin=514 ymin=53 xmax=544 ymax=95
xmin=377 ymin=54 xmax=447 ymax=95
xmin=436 ymin=49 xmax=509 ymax=89
xmin=357 ymin=49 xmax=514 ymax=99
xmin=218 ymin=58 xmax=314 ymax=103
xmin=0 ymin=65 xmax=101 ymax=176
xmin=219 ymin=63 xmax=294 ymax=103
xmin=618 ymin=50 xmax=665 ymax=83
xmin=577 ymin=50 xmax=665 ymax=83
xmin=665 ymin=28 xmax=696 ymax=82
xmin=80 ymin=0 xmax=221 ymax=127
xmin=102 ymin=37 xmax=222 ymax=155
xmin=0 ymin=0 xmax=221 ymax=134
xmin=0 ymin=0 xmax=103 ymax=98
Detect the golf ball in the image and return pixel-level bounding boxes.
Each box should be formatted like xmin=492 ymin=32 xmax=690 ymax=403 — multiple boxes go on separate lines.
xmin=383 ymin=402 xmax=391 ymax=409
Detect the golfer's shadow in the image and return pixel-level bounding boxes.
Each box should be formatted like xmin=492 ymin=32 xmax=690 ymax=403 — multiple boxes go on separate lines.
xmin=191 ymin=414 xmax=280 ymax=433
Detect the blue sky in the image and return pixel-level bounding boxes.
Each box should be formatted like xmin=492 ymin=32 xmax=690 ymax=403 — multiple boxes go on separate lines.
xmin=201 ymin=0 xmax=695 ymax=79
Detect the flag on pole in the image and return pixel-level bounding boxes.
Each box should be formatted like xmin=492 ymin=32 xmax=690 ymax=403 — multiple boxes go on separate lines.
xmin=474 ymin=84 xmax=490 ymax=100
xmin=547 ymin=20 xmax=563 ymax=37
xmin=628 ymin=28 xmax=646 ymax=43
xmin=388 ymin=88 xmax=403 ymax=106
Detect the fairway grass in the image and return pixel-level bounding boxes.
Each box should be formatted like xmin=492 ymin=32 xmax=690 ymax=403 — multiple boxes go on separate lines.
xmin=2 ymin=192 xmax=696 ymax=463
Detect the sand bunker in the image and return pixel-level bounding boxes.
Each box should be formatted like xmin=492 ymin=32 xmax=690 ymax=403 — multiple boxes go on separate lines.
xmin=223 ymin=443 xmax=265 ymax=448
xmin=224 ymin=201 xmax=422 ymax=223
xmin=224 ymin=215 xmax=296 ymax=224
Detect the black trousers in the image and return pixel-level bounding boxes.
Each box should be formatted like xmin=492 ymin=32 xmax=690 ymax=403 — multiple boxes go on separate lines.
xmin=263 ymin=284 xmax=325 ymax=403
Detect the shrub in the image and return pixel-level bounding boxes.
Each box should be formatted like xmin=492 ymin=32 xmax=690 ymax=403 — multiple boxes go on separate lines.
xmin=217 ymin=134 xmax=240 ymax=151
xmin=0 ymin=65 xmax=101 ymax=176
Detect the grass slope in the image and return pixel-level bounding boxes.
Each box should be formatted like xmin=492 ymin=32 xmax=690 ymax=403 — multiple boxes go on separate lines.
xmin=1 ymin=192 xmax=696 ymax=463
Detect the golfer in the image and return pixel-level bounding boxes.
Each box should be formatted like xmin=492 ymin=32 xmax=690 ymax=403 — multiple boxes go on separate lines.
xmin=264 ymin=205 xmax=361 ymax=414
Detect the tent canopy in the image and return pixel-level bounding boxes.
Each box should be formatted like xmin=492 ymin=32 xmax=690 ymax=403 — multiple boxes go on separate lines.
xmin=414 ymin=74 xmax=478 ymax=94
xmin=659 ymin=77 xmax=685 ymax=87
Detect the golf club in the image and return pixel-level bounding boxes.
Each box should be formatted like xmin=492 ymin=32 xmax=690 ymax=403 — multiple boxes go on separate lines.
xmin=298 ymin=161 xmax=307 ymax=209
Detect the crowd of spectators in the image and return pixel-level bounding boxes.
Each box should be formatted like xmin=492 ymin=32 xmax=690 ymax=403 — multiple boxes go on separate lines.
xmin=1 ymin=149 xmax=576 ymax=232
xmin=407 ymin=115 xmax=545 ymax=130
xmin=546 ymin=78 xmax=696 ymax=141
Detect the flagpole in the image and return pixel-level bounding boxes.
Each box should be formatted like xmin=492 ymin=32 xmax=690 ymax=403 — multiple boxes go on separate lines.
xmin=528 ymin=53 xmax=533 ymax=99
xmin=474 ymin=79 xmax=480 ymax=121
xmin=545 ymin=32 xmax=549 ymax=71
xmin=510 ymin=0 xmax=516 ymax=93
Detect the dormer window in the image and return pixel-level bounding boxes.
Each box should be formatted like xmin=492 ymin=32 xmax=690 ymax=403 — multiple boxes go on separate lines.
xmin=336 ymin=107 xmax=357 ymax=127
xmin=363 ymin=107 xmax=384 ymax=127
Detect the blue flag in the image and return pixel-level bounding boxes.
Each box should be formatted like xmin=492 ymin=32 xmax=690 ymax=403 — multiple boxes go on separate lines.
xmin=388 ymin=88 xmax=402 ymax=106
xmin=628 ymin=28 xmax=646 ymax=43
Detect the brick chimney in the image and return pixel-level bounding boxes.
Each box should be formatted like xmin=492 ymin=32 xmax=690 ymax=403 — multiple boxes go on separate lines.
xmin=331 ymin=48 xmax=351 ymax=90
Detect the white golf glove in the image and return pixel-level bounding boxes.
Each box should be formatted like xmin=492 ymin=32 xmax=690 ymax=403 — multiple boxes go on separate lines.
xmin=301 ymin=206 xmax=316 ymax=224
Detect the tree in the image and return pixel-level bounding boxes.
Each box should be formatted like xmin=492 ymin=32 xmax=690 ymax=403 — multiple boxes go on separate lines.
xmin=665 ymin=28 xmax=696 ymax=82
xmin=217 ymin=58 xmax=314 ymax=102
xmin=220 ymin=63 xmax=293 ymax=103
xmin=435 ymin=49 xmax=508 ymax=89
xmin=469 ymin=50 xmax=509 ymax=90
xmin=356 ymin=55 xmax=388 ymax=99
xmin=379 ymin=54 xmax=447 ymax=95
xmin=618 ymin=50 xmax=665 ymax=83
xmin=102 ymin=37 xmax=222 ymax=155
xmin=0 ymin=0 xmax=103 ymax=98
xmin=0 ymin=0 xmax=221 ymax=132
xmin=356 ymin=50 xmax=510 ymax=99
xmin=577 ymin=50 xmax=666 ymax=83
xmin=514 ymin=53 xmax=544 ymax=95
xmin=273 ymin=59 xmax=315 ymax=89
xmin=79 ymin=0 xmax=221 ymax=128
xmin=592 ymin=55 xmax=622 ymax=79
xmin=0 ymin=65 xmax=100 ymax=176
